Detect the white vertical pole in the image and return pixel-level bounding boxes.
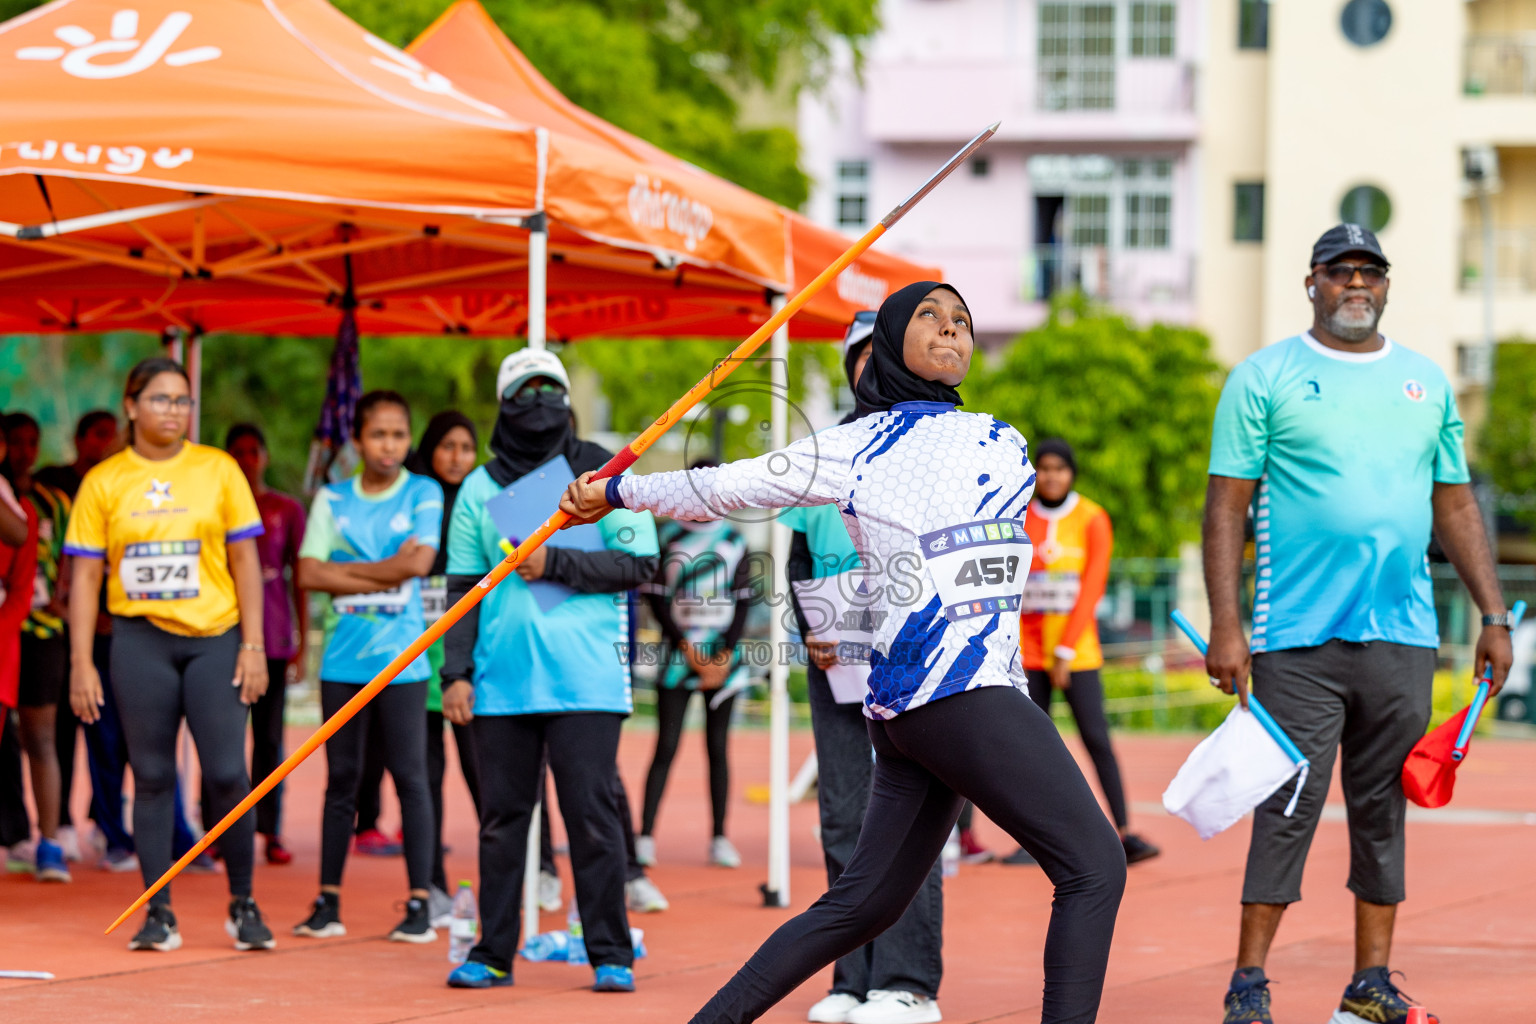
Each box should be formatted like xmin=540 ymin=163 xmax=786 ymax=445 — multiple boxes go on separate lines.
xmin=523 ymin=798 xmax=543 ymax=942
xmin=528 ymin=217 xmax=548 ymax=352
xmin=186 ymin=332 xmax=202 ymax=444
xmin=766 ymin=295 xmax=791 ymax=907
xmin=528 ymin=127 xmax=549 ymax=352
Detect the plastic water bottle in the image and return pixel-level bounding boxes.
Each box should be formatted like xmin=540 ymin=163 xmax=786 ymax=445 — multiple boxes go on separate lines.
xmin=566 ymin=903 xmax=587 ymax=966
xmin=521 ymin=929 xmax=570 ymax=962
xmin=941 ymin=826 xmax=961 ymax=878
xmin=448 ymin=880 xmax=478 ymax=963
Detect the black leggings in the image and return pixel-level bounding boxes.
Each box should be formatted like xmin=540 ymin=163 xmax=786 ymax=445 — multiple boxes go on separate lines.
xmin=1025 ymin=669 xmax=1129 ymax=829
xmin=320 ymin=680 xmax=432 ymax=893
xmin=111 ymin=617 xmax=254 ymax=906
xmin=690 ymin=686 xmax=1125 ymax=1024
xmin=641 ymin=685 xmax=736 ymax=838
xmin=249 ymin=657 xmax=288 ymax=837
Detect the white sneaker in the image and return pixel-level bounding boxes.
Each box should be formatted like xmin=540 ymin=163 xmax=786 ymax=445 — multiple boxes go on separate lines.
xmin=427 ymin=885 xmax=454 ymax=929
xmin=807 ymin=992 xmax=863 ymax=1023
xmin=846 ymin=990 xmax=942 ymax=1024
xmin=56 ymin=825 xmax=83 ymax=862
xmin=634 ymin=834 xmax=657 ymax=867
xmin=710 ymin=835 xmax=741 ymax=869
xmin=625 ymin=875 xmax=670 ymax=913
xmin=537 ymin=870 xmax=563 ymax=913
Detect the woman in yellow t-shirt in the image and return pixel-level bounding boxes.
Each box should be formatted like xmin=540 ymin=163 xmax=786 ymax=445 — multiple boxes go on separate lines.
xmin=65 ymin=357 xmax=274 ymax=953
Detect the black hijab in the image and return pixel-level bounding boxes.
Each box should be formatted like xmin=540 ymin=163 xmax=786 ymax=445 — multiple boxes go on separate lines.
xmin=486 ymin=393 xmax=610 ymax=488
xmin=853 ymin=280 xmax=968 ymax=413
xmin=405 ymin=411 xmax=478 ymax=574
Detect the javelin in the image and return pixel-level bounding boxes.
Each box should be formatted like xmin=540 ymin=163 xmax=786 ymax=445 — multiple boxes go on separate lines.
xmin=107 ymin=120 xmax=1000 ymax=935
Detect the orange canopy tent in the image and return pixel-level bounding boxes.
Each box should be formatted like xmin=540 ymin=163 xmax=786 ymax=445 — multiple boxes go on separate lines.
xmin=405 ymin=0 xmax=939 ymax=336
xmin=0 ymin=0 xmax=937 ymax=339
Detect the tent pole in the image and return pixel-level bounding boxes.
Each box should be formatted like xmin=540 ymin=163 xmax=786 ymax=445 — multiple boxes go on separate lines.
xmin=766 ymin=294 xmax=790 ymax=908
xmin=522 ymin=798 xmax=542 ymax=945
xmin=162 ymin=328 xmax=201 ymax=443
xmin=528 ymin=212 xmax=547 ymax=351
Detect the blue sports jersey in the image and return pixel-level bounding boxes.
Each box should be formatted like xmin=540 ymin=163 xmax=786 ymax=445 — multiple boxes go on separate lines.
xmin=1209 ymin=333 xmax=1470 ymax=653
xmin=618 ymin=401 xmax=1037 ymax=719
xmin=301 ymin=471 xmax=443 ymax=684
xmin=446 ymin=465 xmax=659 ymax=716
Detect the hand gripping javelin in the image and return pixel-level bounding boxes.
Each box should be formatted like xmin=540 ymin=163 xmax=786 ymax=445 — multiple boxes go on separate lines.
xmin=108 ymin=121 xmax=1001 ymax=934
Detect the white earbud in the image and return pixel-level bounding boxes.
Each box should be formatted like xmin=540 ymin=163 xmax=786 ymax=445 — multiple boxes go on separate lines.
xmin=1308 ymin=285 xmax=1316 ymax=299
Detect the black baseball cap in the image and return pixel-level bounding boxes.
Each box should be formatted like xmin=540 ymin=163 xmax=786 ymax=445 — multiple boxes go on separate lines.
xmin=1310 ymin=223 xmax=1390 ymax=268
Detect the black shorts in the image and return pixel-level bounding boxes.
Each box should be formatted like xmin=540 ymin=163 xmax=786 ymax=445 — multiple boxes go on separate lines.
xmin=18 ymin=631 xmax=69 ymax=708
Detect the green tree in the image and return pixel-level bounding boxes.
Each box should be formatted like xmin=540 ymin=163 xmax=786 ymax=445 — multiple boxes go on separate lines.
xmin=333 ymin=0 xmax=879 ymax=208
xmin=964 ymin=294 xmax=1224 ymax=558
xmin=1479 ymin=339 xmax=1536 ymax=528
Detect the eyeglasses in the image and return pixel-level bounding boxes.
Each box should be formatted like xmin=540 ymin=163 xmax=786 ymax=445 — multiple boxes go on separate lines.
xmin=509 ymin=380 xmax=566 ymax=406
xmin=1319 ymin=262 xmax=1388 ymax=286
xmin=141 ymin=394 xmax=195 ymax=412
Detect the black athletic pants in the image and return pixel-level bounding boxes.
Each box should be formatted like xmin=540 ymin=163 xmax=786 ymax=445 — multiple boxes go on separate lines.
xmin=690 ymin=686 xmax=1126 ymax=1024
xmin=426 ymin=709 xmax=482 ymax=892
xmin=319 ymin=680 xmax=432 ymax=892
xmin=469 ymin=711 xmax=632 ymax=975
xmin=1025 ymin=669 xmax=1130 ymax=830
xmin=641 ymin=685 xmax=736 ymax=838
xmin=248 ymin=657 xmax=288 ymax=838
xmin=111 ymin=617 xmax=254 ymax=906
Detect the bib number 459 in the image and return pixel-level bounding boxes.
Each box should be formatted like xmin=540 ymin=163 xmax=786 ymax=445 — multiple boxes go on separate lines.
xmin=954 ymin=555 xmax=1021 ymax=588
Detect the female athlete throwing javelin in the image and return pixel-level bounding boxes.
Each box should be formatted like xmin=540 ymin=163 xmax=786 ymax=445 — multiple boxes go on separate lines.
xmin=561 ymin=282 xmax=1126 ymax=1024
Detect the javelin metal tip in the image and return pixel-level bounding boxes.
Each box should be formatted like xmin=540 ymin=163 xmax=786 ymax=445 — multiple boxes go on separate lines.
xmin=880 ymin=122 xmax=1002 ymax=228
xmin=986 ymin=120 xmax=1001 ymax=132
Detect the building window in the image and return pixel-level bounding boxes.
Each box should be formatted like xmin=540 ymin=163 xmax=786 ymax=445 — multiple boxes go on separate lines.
xmin=1341 ymin=0 xmax=1391 ymax=48
xmin=1339 ymin=184 xmax=1392 ymax=232
xmin=835 ymin=161 xmax=868 ymax=229
xmin=1129 ymin=2 xmax=1176 ymax=57
xmin=1038 ymin=3 xmax=1117 ymax=111
xmin=1070 ymin=194 xmax=1111 ymax=247
xmin=1122 ymin=159 xmax=1173 ymax=249
xmin=1237 ymin=0 xmax=1268 ymax=50
xmin=970 ymin=157 xmax=990 ymax=178
xmin=1233 ymin=182 xmax=1265 ymax=242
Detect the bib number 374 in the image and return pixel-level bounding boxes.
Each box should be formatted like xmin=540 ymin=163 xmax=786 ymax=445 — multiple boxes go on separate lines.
xmin=119 ymin=541 xmax=201 ymax=601
xmin=919 ymin=518 xmax=1032 ymax=623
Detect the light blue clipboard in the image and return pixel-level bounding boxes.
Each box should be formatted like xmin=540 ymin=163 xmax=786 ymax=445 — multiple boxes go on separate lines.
xmin=484 ymin=455 xmax=606 ymax=613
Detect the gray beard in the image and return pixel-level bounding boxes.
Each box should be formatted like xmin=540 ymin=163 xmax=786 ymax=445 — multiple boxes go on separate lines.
xmin=1324 ymin=301 xmax=1381 ymax=343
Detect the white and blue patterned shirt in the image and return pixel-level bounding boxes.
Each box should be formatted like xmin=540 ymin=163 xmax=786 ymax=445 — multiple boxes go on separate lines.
xmin=616 ymin=400 xmax=1037 ymax=719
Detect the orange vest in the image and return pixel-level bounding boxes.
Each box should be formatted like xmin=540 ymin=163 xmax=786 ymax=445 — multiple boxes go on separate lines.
xmin=1019 ymin=492 xmax=1112 ymax=671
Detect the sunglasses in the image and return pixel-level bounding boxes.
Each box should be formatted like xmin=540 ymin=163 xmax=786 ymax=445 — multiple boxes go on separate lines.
xmin=509 ymin=380 xmax=566 ymax=406
xmin=1319 ymin=262 xmax=1388 ymax=286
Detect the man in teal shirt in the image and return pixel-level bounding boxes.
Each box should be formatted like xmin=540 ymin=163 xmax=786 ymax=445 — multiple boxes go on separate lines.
xmin=1204 ymin=224 xmax=1513 ymax=1024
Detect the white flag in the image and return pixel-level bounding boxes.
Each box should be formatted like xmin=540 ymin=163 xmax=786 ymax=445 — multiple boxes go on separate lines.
xmin=1162 ymin=705 xmax=1308 ymax=840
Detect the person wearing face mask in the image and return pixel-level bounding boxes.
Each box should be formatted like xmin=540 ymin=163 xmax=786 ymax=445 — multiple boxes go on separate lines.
xmin=781 ymin=311 xmax=949 ymax=1024
xmin=292 ymin=391 xmax=443 ymax=946
xmin=1005 ymin=438 xmax=1158 ymax=871
xmin=401 ymin=410 xmax=483 ymax=921
xmin=562 ymin=282 xmax=1127 ymax=1024
xmin=1204 ymin=225 xmax=1511 ymax=1024
xmin=440 ymin=349 xmax=659 ymax=994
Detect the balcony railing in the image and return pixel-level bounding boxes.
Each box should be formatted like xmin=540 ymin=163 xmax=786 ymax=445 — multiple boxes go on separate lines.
xmin=1025 ymin=244 xmax=1193 ymax=306
xmin=1459 ymin=227 xmax=1536 ymax=292
xmin=1465 ymin=35 xmax=1536 ymax=96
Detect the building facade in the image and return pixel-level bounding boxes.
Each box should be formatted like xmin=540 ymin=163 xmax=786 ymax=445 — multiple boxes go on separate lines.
xmin=801 ymin=0 xmax=1536 ymax=386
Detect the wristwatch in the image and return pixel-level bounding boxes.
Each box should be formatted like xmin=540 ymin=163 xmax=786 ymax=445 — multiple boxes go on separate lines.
xmin=1482 ymin=612 xmax=1514 ymax=629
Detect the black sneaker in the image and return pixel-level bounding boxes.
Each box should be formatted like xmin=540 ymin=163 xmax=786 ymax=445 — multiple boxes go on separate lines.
xmin=1001 ymin=847 xmax=1038 ymax=866
xmin=128 ymin=904 xmax=182 ymax=952
xmin=293 ymin=894 xmax=346 ymax=938
xmin=1223 ymin=969 xmax=1273 ymax=1024
xmin=226 ymin=896 xmax=276 ymax=951
xmin=388 ymin=897 xmax=437 ymax=944
xmin=1122 ymin=833 xmax=1161 ymax=865
xmin=1332 ymin=967 xmax=1438 ymax=1024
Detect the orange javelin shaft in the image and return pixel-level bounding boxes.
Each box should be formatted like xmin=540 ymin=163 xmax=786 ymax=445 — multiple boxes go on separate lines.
xmin=107 ymin=122 xmax=999 ymax=935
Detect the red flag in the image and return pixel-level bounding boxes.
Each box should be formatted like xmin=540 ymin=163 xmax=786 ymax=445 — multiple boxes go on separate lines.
xmin=1402 ymin=707 xmax=1472 ymax=809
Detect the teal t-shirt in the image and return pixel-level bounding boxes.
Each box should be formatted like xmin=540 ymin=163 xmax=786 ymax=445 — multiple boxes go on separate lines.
xmin=780 ymin=503 xmax=862 ymax=576
xmin=446 ymin=465 xmax=659 ymax=715
xmin=1208 ymin=333 xmax=1470 ymax=653
xmin=301 ymin=471 xmax=443 ymax=684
